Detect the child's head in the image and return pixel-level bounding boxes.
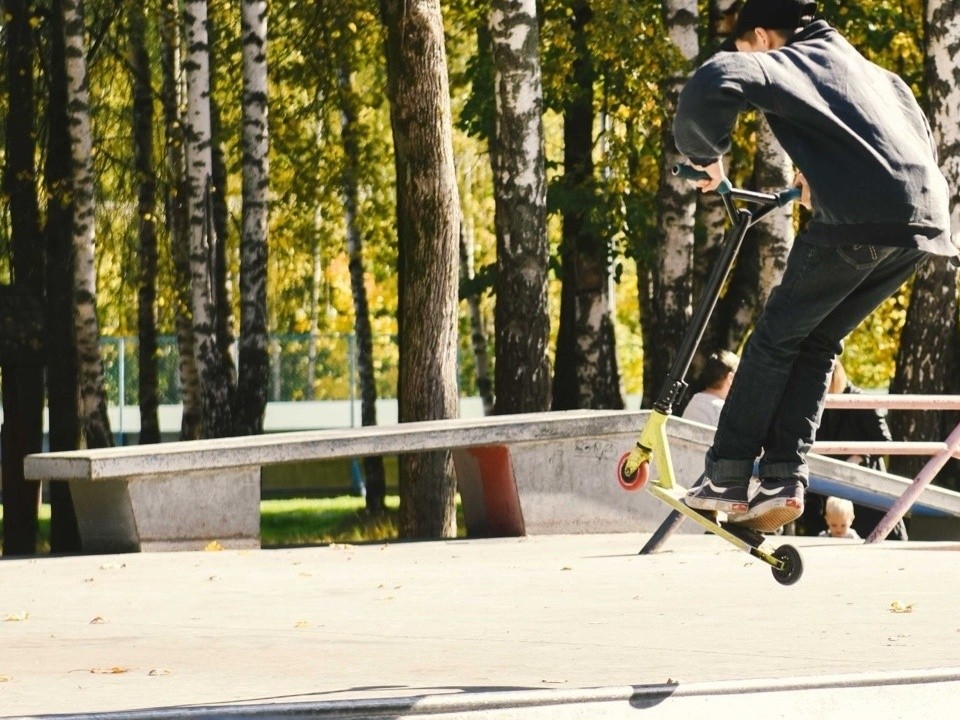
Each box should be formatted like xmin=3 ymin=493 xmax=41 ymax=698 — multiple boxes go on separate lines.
xmin=700 ymin=350 xmax=740 ymax=396
xmin=824 ymin=496 xmax=855 ymax=537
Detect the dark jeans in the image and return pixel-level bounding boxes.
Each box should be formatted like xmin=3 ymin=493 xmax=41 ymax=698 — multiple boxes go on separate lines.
xmin=707 ymin=237 xmax=926 ymax=486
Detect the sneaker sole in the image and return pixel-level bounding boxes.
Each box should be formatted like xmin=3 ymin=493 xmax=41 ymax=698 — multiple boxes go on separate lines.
xmin=727 ymin=501 xmax=803 ymax=533
xmin=684 ymin=497 xmax=749 ymax=515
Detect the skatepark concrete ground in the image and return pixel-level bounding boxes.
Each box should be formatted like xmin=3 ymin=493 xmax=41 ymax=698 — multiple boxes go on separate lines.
xmin=2 ymin=533 xmax=959 ymax=719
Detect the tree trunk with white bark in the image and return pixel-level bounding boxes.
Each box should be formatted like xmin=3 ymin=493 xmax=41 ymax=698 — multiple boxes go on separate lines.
xmin=234 ymin=0 xmax=270 ymax=436
xmin=63 ymin=0 xmax=113 ymax=449
xmin=490 ymin=0 xmax=551 ymax=414
xmin=183 ymin=0 xmax=235 ymax=438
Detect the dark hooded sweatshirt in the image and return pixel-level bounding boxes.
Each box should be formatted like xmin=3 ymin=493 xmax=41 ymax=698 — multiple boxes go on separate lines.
xmin=674 ymin=20 xmax=956 ymax=258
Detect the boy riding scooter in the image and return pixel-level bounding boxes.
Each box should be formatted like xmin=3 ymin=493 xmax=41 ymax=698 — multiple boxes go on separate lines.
xmin=676 ymin=0 xmax=956 ymax=532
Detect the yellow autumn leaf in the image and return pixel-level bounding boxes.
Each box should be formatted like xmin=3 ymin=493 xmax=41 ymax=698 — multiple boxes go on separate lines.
xmin=890 ymin=600 xmax=914 ymax=613
xmin=204 ymin=540 xmax=224 ymax=552
xmin=90 ymin=667 xmax=129 ymax=674
xmin=5 ymin=611 xmax=29 ymax=622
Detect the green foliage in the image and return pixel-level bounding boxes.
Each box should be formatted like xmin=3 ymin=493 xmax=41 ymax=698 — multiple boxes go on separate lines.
xmin=842 ymin=287 xmax=912 ymax=389
xmin=819 ymin=0 xmax=925 ymax=95
xmin=0 ymin=0 xmax=936 ymax=405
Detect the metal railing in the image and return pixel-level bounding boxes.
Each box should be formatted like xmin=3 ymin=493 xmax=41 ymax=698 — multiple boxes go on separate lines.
xmin=813 ymin=394 xmax=960 ymax=543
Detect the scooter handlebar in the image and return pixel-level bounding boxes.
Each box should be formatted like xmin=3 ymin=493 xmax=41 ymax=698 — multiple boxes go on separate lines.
xmin=672 ymin=163 xmax=711 ymax=181
xmin=673 ymin=163 xmax=803 ymax=206
xmin=777 ymin=186 xmax=803 ymax=206
xmin=672 ymin=163 xmax=732 ymax=195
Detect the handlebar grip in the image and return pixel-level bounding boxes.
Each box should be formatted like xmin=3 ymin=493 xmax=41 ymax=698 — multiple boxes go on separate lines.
xmin=673 ymin=163 xmax=732 ymax=195
xmin=672 ymin=163 xmax=710 ymax=181
xmin=777 ymin=186 xmax=803 ymax=206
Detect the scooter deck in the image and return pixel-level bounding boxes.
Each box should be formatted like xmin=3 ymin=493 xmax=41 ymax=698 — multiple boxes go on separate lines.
xmin=646 ymin=482 xmax=785 ymax=569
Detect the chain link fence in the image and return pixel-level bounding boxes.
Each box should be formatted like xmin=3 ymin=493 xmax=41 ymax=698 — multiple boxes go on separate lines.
xmin=97 ymin=332 xmax=507 ymax=407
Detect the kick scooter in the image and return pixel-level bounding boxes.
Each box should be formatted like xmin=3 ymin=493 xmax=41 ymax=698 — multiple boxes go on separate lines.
xmin=617 ymin=164 xmax=804 ymax=586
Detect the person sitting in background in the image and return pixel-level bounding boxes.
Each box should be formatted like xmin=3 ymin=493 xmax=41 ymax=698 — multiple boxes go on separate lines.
xmin=819 ymin=361 xmax=891 ymax=471
xmin=800 ymin=361 xmax=908 ymax=539
xmin=682 ymin=350 xmax=740 ymax=427
xmin=819 ymin=496 xmax=860 ymax=539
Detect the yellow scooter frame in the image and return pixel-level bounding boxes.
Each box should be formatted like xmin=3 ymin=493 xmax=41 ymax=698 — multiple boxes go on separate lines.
xmin=617 ymin=165 xmax=804 ymax=586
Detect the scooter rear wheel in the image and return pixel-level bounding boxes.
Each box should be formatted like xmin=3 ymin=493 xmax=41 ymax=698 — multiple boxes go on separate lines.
xmin=771 ymin=544 xmax=803 ymax=586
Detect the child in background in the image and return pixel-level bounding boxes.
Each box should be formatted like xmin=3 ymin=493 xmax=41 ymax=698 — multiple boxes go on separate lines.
xmin=819 ymin=497 xmax=860 ymax=539
xmin=682 ymin=350 xmax=740 ymax=427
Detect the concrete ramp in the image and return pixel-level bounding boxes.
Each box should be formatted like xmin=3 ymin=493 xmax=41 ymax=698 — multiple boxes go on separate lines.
xmin=6 ymin=535 xmax=960 ymax=720
xmin=455 ymin=412 xmax=960 ymax=538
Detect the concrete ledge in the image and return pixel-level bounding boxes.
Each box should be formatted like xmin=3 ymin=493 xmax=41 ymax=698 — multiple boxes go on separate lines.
xmin=24 ymin=410 xmax=960 ymax=552
xmin=18 ymin=668 xmax=960 ymax=719
xmin=66 ymin=468 xmax=261 ymax=553
xmin=24 ymin=410 xmax=645 ymax=480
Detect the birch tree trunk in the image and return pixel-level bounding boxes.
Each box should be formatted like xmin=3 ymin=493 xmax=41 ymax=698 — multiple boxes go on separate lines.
xmin=552 ymin=1 xmax=623 ymax=410
xmin=45 ymin=0 xmax=81 ymax=552
xmin=2 ymin=0 xmax=44 ymax=555
xmin=889 ymin=0 xmax=960 ymax=487
xmin=685 ymin=188 xmax=728 ymax=391
xmin=206 ymin=11 xmax=236 ymax=376
xmin=698 ymin=118 xmax=792 ymax=392
xmin=752 ymin=118 xmax=794 ymax=304
xmin=490 ymin=0 xmax=551 ymax=414
xmin=380 ymin=0 xmax=461 ymax=539
xmin=63 ymin=0 xmax=113 ymax=449
xmin=130 ymin=0 xmax=161 ymax=445
xmin=338 ymin=59 xmax=387 ymax=511
xmin=642 ymin=0 xmax=698 ymax=409
xmin=160 ymin=0 xmax=202 ymax=440
xmin=234 ymin=0 xmax=270 ymax=436
xmin=183 ymin=0 xmax=235 ymax=438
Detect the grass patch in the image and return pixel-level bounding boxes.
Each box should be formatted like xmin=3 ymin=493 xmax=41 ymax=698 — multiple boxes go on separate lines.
xmin=2 ymin=496 xmax=464 ymax=553
xmin=0 ymin=504 xmax=51 ymax=555
xmin=260 ymin=495 xmax=402 ymax=547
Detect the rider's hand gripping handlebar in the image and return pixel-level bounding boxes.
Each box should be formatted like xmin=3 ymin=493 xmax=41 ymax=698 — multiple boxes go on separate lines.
xmin=673 ymin=163 xmax=801 ymax=207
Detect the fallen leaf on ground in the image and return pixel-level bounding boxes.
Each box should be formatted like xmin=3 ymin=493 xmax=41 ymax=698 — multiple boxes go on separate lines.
xmin=89 ymin=616 xmax=106 ymax=624
xmin=890 ymin=600 xmax=914 ymax=613
xmin=0 ymin=675 xmax=11 ymax=682
xmin=204 ymin=541 xmax=224 ymax=551
xmin=294 ymin=620 xmax=309 ymax=628
xmin=5 ymin=611 xmax=29 ymax=622
xmin=90 ymin=667 xmax=129 ymax=674
xmin=148 ymin=669 xmax=171 ymax=676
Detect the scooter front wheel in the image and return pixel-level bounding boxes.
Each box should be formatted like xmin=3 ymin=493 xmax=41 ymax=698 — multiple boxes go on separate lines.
xmin=617 ymin=453 xmax=650 ymax=492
